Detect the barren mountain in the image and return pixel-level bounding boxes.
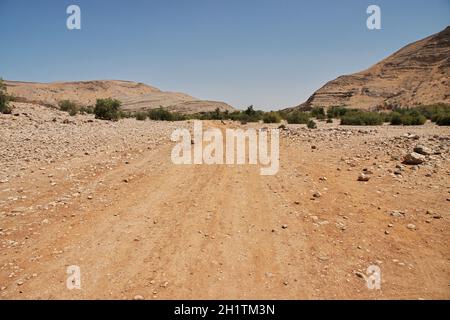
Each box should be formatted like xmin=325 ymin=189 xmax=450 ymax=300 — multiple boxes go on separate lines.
xmin=5 ymin=80 xmax=234 ymax=114
xmin=293 ymin=26 xmax=450 ymax=110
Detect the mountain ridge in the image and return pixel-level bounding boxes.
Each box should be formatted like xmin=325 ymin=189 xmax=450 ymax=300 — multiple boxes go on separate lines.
xmin=289 ymin=26 xmax=450 ymax=111
xmin=5 ymin=79 xmax=234 ymax=114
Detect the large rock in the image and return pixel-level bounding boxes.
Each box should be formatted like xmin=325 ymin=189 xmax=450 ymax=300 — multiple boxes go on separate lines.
xmin=413 ymin=145 xmax=432 ymax=155
xmin=403 ymin=152 xmax=426 ymax=165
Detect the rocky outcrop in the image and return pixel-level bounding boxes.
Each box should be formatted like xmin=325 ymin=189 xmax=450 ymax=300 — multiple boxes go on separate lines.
xmin=292 ymin=26 xmax=450 ymax=110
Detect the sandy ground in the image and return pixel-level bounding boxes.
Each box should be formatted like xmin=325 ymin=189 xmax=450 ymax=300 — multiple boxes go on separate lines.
xmin=0 ymin=103 xmax=449 ymax=299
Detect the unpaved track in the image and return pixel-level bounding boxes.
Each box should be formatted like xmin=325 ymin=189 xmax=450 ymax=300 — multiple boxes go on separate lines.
xmin=0 ymin=122 xmax=449 ymax=299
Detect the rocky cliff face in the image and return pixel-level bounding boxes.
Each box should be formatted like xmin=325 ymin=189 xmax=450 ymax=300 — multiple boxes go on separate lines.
xmin=295 ymin=26 xmax=450 ymax=110
xmin=5 ymin=80 xmax=234 ymax=114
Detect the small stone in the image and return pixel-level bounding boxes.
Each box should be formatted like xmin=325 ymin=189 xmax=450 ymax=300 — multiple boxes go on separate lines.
xmin=313 ymin=191 xmax=321 ymax=198
xmin=133 ymin=295 xmax=144 ymax=300
xmin=357 ymin=173 xmax=370 ymax=181
xmin=390 ymin=210 xmax=405 ymax=218
xmin=281 ymin=224 xmax=288 ymax=229
xmin=413 ymin=145 xmax=432 ymax=156
xmin=406 ymin=223 xmax=416 ymax=230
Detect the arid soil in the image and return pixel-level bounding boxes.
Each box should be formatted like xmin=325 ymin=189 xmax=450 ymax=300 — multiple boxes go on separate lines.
xmin=0 ymin=103 xmax=449 ymax=299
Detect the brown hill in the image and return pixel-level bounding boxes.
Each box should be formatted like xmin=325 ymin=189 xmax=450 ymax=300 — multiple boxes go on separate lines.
xmin=5 ymin=80 xmax=234 ymax=114
xmin=292 ymin=26 xmax=450 ymax=111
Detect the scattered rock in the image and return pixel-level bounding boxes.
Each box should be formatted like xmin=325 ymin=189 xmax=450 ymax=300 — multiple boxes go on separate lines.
xmin=403 ymin=152 xmax=425 ymax=165
xmin=413 ymin=145 xmax=432 ymax=155
xmin=406 ymin=223 xmax=416 ymax=230
xmin=357 ymin=173 xmax=370 ymax=181
xmin=390 ymin=210 xmax=405 ymax=218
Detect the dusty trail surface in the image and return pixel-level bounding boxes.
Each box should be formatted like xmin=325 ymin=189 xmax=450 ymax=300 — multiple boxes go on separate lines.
xmin=0 ymin=104 xmax=449 ymax=299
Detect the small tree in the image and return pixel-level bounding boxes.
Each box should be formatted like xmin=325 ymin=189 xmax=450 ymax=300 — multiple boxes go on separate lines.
xmin=0 ymin=78 xmax=12 ymax=114
xmin=94 ymin=98 xmax=121 ymax=121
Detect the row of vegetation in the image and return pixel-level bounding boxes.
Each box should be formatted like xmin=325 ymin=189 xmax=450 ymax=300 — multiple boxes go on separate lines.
xmin=55 ymin=101 xmax=450 ymax=127
xmin=1 ymin=78 xmax=449 ymax=126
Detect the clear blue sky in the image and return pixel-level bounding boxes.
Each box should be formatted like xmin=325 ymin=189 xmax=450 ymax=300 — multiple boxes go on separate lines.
xmin=0 ymin=0 xmax=449 ymax=110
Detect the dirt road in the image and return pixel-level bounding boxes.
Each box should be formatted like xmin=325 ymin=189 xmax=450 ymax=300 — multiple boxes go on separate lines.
xmin=0 ymin=117 xmax=449 ymax=299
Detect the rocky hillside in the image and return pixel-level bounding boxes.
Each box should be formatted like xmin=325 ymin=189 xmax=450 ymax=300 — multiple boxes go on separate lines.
xmin=293 ymin=26 xmax=450 ymax=110
xmin=5 ymin=80 xmax=234 ymax=114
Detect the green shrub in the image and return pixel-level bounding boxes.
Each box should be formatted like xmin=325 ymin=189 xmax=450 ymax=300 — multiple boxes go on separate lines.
xmin=340 ymin=110 xmax=384 ymax=125
xmin=263 ymin=111 xmax=282 ymax=123
xmin=311 ymin=107 xmax=325 ymax=118
xmin=148 ymin=107 xmax=174 ymax=121
xmin=0 ymin=78 xmax=12 ymax=114
xmin=135 ymin=111 xmax=147 ymax=121
xmin=147 ymin=107 xmax=186 ymax=121
xmin=79 ymin=105 xmax=94 ymax=114
xmin=389 ymin=112 xmax=402 ymax=125
xmin=388 ymin=109 xmax=426 ymax=125
xmin=286 ymin=111 xmax=310 ymax=124
xmin=435 ymin=114 xmax=450 ymax=126
xmin=327 ymin=106 xmax=348 ymax=118
xmin=416 ymin=104 xmax=450 ymax=120
xmin=307 ymin=119 xmax=317 ymax=129
xmin=94 ymin=98 xmax=121 ymax=121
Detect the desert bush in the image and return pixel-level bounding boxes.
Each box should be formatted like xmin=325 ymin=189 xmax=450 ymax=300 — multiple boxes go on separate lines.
xmin=147 ymin=107 xmax=186 ymax=121
xmin=416 ymin=104 xmax=450 ymax=120
xmin=327 ymin=106 xmax=348 ymax=118
xmin=340 ymin=110 xmax=384 ymax=125
xmin=286 ymin=110 xmax=310 ymax=124
xmin=94 ymin=98 xmax=121 ymax=121
xmin=389 ymin=112 xmax=402 ymax=125
xmin=311 ymin=107 xmax=325 ymax=118
xmin=263 ymin=111 xmax=282 ymax=123
xmin=135 ymin=111 xmax=147 ymax=121
xmin=307 ymin=119 xmax=317 ymax=129
xmin=240 ymin=105 xmax=263 ymax=122
xmin=0 ymin=78 xmax=12 ymax=114
xmin=434 ymin=113 xmax=450 ymax=126
xmin=79 ymin=105 xmax=94 ymax=114
xmin=58 ymin=100 xmax=80 ymax=116
xmin=388 ymin=109 xmax=426 ymax=125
